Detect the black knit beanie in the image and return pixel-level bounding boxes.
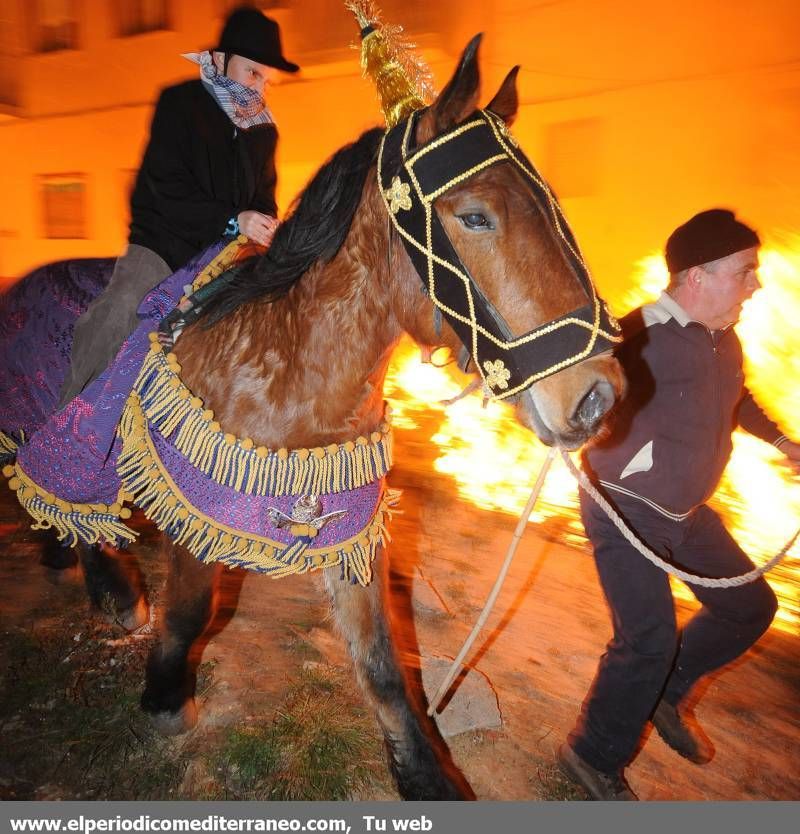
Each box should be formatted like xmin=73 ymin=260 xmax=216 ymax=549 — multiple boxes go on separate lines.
xmin=665 ymin=209 xmax=760 ymax=274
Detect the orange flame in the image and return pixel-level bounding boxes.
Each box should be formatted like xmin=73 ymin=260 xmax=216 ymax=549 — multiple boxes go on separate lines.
xmin=386 ymin=241 xmax=800 ymax=634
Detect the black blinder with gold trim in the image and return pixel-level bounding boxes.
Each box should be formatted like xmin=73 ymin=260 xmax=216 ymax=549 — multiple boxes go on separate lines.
xmin=378 ymin=108 xmax=621 ymax=400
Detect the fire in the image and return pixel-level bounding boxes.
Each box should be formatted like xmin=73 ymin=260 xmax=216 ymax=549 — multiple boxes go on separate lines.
xmin=385 ymin=241 xmax=800 ymax=634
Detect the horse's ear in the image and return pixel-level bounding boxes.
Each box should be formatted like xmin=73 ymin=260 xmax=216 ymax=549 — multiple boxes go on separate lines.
xmin=487 ymin=66 xmax=520 ymax=126
xmin=416 ymin=34 xmax=482 ymax=144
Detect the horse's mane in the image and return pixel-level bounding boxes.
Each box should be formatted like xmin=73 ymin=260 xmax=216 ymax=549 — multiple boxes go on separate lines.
xmin=200 ymin=127 xmax=384 ymax=325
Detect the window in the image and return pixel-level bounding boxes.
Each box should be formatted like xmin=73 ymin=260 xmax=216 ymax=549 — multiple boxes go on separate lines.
xmin=115 ymin=0 xmax=170 ymax=38
xmin=0 ymin=56 xmax=17 ymax=107
xmin=31 ymin=0 xmax=79 ymax=53
xmin=40 ymin=174 xmax=87 ymax=239
xmin=0 ymin=14 xmax=21 ymax=107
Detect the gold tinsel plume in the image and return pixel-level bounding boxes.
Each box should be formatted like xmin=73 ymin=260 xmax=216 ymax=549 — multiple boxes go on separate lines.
xmin=345 ymin=1 xmax=435 ymax=128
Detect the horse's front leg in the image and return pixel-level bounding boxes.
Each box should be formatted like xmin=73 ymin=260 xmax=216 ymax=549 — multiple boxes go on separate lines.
xmin=76 ymin=540 xmax=148 ymax=630
xmin=39 ymin=531 xmax=79 ymax=570
xmin=140 ymin=538 xmax=222 ymax=735
xmin=323 ymin=547 xmax=472 ymax=800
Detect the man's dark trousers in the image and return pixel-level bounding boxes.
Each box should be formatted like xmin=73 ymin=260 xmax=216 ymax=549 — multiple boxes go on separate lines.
xmin=568 ymin=489 xmax=777 ymax=773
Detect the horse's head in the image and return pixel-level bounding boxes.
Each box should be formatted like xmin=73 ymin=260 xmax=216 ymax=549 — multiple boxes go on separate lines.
xmin=386 ymin=36 xmax=625 ymax=449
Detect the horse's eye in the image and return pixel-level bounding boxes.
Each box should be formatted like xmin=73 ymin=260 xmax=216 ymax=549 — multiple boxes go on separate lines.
xmin=459 ymin=213 xmax=492 ymax=230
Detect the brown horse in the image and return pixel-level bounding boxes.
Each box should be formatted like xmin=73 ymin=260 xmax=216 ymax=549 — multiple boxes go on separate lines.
xmin=16 ymin=38 xmax=624 ymax=799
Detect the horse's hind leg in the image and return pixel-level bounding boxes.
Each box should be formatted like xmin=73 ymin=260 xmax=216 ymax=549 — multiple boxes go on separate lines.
xmin=141 ymin=539 xmax=222 ymax=735
xmin=323 ymin=548 xmax=471 ymax=800
xmin=76 ymin=540 xmax=148 ymax=630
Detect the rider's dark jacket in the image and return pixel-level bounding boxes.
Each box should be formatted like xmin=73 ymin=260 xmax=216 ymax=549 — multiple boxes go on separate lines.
xmin=129 ymin=79 xmax=278 ymax=271
xmin=583 ymin=292 xmax=787 ymax=519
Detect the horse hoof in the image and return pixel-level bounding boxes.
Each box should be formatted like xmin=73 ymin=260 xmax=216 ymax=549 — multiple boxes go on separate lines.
xmin=104 ymin=597 xmax=149 ymax=631
xmin=148 ymin=700 xmax=198 ymax=736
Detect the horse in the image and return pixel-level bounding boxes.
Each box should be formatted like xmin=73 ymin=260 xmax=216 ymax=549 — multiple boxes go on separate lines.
xmin=0 ymin=37 xmax=624 ymax=800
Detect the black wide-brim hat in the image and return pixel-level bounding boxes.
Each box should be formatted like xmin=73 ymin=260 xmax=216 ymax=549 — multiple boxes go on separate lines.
xmin=214 ymin=7 xmax=299 ymax=73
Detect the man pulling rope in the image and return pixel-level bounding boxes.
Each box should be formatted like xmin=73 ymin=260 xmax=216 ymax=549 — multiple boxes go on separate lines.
xmin=558 ymin=208 xmax=800 ymax=801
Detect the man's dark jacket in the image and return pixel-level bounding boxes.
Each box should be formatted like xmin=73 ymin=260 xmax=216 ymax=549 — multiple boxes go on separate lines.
xmin=129 ymin=79 xmax=278 ymax=271
xmin=584 ymin=293 xmax=785 ymax=518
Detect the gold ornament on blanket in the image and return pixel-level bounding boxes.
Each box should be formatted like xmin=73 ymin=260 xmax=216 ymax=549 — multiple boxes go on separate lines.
xmin=267 ymin=495 xmax=348 ymax=539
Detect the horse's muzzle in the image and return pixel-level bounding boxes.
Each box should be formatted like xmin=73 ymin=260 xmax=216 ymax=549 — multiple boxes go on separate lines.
xmin=569 ymin=380 xmax=617 ymax=437
xmin=516 ymin=355 xmax=625 ymax=450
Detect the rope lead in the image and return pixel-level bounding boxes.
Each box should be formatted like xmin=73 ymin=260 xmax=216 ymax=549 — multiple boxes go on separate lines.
xmin=561 ymin=449 xmax=799 ymax=589
xmin=427 ymin=446 xmax=557 ymax=716
xmin=428 ymin=445 xmax=798 ymax=718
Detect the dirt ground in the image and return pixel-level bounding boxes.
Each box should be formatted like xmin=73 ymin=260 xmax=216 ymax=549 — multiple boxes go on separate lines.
xmin=1 ymin=419 xmax=798 ymax=801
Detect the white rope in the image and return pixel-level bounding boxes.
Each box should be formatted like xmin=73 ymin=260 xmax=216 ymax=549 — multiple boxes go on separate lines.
xmin=426 ymin=446 xmax=557 ymax=716
xmin=561 ymin=449 xmax=800 ymax=588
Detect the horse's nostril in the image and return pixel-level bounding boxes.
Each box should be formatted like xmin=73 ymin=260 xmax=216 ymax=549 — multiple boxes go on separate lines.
xmin=573 ymin=381 xmax=615 ymax=433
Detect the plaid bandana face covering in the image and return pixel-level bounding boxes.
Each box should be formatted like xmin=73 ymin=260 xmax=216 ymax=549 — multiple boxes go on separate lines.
xmin=182 ymin=51 xmax=275 ymax=130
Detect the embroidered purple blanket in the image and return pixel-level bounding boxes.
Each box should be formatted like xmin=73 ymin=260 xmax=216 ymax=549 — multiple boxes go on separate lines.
xmin=0 ymin=257 xmax=115 ymax=447
xmin=0 ymin=243 xmax=226 ymax=541
xmin=1 ymin=240 xmax=398 ymax=586
xmin=113 ymin=336 xmax=397 ymax=584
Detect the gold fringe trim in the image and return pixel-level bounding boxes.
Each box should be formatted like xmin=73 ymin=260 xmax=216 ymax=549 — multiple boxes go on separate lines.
xmin=117 ymin=408 xmax=401 ymax=585
xmin=0 ymin=430 xmax=19 ymax=457
xmin=120 ymin=344 xmax=393 ymax=498
xmin=2 ymin=462 xmax=135 ymax=547
xmin=186 ymin=234 xmax=249 ymax=297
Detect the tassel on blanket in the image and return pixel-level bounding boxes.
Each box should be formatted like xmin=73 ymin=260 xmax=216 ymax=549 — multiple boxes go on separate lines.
xmin=2 ymin=462 xmax=134 ymax=547
xmin=123 ymin=345 xmax=394 ymax=498
xmin=0 ymin=430 xmax=19 ymax=460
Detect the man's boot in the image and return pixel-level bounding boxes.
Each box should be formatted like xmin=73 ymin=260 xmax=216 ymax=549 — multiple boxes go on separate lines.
xmin=557 ymin=743 xmax=638 ymax=800
xmin=652 ymin=701 xmax=714 ymax=764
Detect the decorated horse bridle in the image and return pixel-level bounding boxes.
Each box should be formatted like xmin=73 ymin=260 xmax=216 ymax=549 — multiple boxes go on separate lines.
xmin=377 ymin=107 xmax=622 ymax=401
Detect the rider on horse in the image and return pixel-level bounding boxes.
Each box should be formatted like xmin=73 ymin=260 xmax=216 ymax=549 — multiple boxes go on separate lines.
xmin=59 ymin=7 xmax=298 ymax=407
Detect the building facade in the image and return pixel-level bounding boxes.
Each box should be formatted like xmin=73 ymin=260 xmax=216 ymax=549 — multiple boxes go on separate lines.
xmin=0 ymin=0 xmax=798 ymax=291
